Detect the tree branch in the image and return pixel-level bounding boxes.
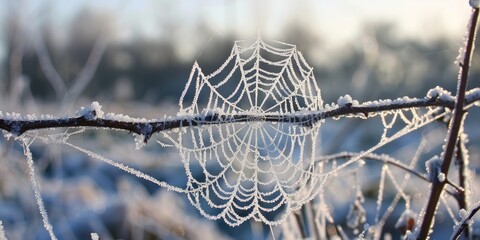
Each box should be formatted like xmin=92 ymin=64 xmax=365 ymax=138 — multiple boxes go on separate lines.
xmin=418 ymin=8 xmax=480 ymax=240
xmin=1 ymin=88 xmax=479 ymax=143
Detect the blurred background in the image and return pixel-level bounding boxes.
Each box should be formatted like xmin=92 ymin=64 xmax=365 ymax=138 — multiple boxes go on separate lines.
xmin=0 ymin=0 xmax=480 ymax=239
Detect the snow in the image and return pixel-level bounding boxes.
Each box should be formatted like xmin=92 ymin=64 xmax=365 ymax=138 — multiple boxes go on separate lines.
xmin=134 ymin=133 xmax=146 ymax=150
xmin=425 ymin=155 xmax=443 ymax=182
xmin=90 ymin=233 xmax=99 ymax=240
xmin=437 ymin=173 xmax=446 ymax=183
xmin=426 ymin=86 xmax=454 ymax=102
xmin=0 ymin=221 xmax=5 ymax=240
xmin=104 ymin=113 xmax=150 ymax=123
xmin=459 ymin=208 xmax=468 ymax=219
xmin=466 ymin=88 xmax=480 ymax=106
xmin=337 ymin=94 xmax=353 ymax=107
xmin=200 ymin=108 xmax=224 ymax=121
xmin=76 ymin=101 xmax=104 ymax=120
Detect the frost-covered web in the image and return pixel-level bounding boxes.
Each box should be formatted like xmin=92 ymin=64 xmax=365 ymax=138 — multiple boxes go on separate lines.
xmin=159 ymin=37 xmax=324 ymax=226
xmin=155 ymin=36 xmax=448 ymax=227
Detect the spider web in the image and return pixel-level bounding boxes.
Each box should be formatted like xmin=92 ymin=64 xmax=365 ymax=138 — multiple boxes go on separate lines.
xmin=160 ymin=37 xmax=324 ymax=226
xmin=8 ymin=37 xmax=460 ymax=236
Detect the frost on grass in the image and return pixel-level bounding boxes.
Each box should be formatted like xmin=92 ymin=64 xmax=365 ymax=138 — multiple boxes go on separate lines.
xmin=22 ymin=139 xmax=57 ymax=240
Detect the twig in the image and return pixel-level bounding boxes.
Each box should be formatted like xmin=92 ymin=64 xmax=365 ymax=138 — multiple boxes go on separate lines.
xmin=450 ymin=201 xmax=480 ymax=239
xmin=315 ymin=152 xmax=462 ymax=197
xmin=1 ymin=89 xmax=479 ymax=143
xmin=455 ymin=134 xmax=470 ymax=237
xmin=417 ymin=8 xmax=480 ymax=240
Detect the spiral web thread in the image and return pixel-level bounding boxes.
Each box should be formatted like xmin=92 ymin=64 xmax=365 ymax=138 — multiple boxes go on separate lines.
xmin=160 ymin=37 xmax=324 ymax=226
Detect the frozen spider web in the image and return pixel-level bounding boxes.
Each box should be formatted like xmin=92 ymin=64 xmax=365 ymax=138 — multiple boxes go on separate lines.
xmin=159 ymin=37 xmax=324 ymax=226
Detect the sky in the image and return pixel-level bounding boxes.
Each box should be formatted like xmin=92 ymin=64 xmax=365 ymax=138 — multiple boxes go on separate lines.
xmin=0 ymin=0 xmax=473 ymax=63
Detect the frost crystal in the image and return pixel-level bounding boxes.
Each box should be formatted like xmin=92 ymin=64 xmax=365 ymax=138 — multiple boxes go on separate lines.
xmin=337 ymin=94 xmax=354 ymax=107
xmin=427 ymin=86 xmax=454 ymax=102
xmin=91 ymin=233 xmax=99 ymax=240
xmin=0 ymin=221 xmax=5 ymax=240
xmin=437 ymin=173 xmax=446 ymax=183
xmin=425 ymin=155 xmax=443 ymax=183
xmin=76 ymin=101 xmax=104 ymax=120
xmin=134 ymin=134 xmax=146 ymax=150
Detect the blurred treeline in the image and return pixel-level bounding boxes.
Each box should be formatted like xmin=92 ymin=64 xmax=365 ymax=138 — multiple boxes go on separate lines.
xmin=1 ymin=7 xmax=478 ymax=108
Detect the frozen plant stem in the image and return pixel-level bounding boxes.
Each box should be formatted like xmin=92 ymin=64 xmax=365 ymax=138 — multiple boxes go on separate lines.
xmin=417 ymin=8 xmax=480 ymax=240
xmin=2 ymin=89 xmax=480 ymax=142
xmin=451 ymin=201 xmax=480 ymax=239
xmin=455 ymin=135 xmax=470 ymax=238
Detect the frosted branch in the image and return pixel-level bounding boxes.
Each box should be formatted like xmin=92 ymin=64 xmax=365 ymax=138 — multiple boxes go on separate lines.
xmin=450 ymin=201 xmax=480 ymax=239
xmin=1 ymin=88 xmax=479 ymax=143
xmin=418 ymin=8 xmax=480 ymax=239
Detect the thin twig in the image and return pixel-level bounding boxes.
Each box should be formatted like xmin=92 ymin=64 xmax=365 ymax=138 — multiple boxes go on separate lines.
xmin=455 ymin=134 xmax=470 ymax=237
xmin=315 ymin=152 xmax=461 ymax=197
xmin=1 ymin=89 xmax=479 ymax=143
xmin=417 ymin=8 xmax=480 ymax=240
xmin=450 ymin=201 xmax=480 ymax=239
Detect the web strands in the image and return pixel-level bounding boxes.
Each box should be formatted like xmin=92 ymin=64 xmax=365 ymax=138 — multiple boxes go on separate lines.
xmin=179 ymin=38 xmax=323 ymax=116
xmin=166 ymin=38 xmax=324 ymax=226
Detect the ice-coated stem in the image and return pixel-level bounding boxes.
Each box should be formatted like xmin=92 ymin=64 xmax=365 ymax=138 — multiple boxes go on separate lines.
xmin=417 ymin=7 xmax=480 ymax=240
xmin=1 ymin=89 xmax=480 ymax=143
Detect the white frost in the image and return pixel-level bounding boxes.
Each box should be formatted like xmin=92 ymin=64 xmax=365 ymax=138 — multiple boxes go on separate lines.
xmin=23 ymin=140 xmax=58 ymax=240
xmin=437 ymin=173 xmax=446 ymax=183
xmin=337 ymin=95 xmax=353 ymax=107
xmin=425 ymin=155 xmax=443 ymax=182
xmin=76 ymin=101 xmax=104 ymax=120
xmin=0 ymin=221 xmax=6 ymax=240
xmin=91 ymin=233 xmax=99 ymax=240
xmin=134 ymin=134 xmax=146 ymax=150
xmin=427 ymin=86 xmax=454 ymax=102
xmin=459 ymin=208 xmax=468 ymax=219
